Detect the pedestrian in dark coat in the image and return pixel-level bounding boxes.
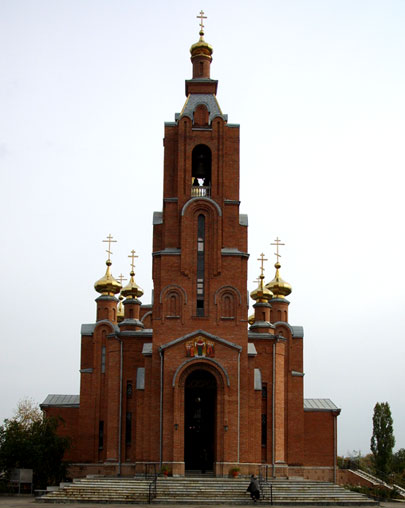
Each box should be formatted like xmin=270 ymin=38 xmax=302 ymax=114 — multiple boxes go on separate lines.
xmin=247 ymin=475 xmax=260 ymax=502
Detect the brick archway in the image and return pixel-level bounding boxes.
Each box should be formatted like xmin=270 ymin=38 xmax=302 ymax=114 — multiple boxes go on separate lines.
xmin=172 ymin=360 xmax=227 ymax=475
xmin=184 ymin=369 xmax=216 ymax=471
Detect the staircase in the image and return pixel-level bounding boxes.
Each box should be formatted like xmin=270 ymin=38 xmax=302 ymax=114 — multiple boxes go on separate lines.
xmin=37 ymin=476 xmax=378 ymax=505
xmin=37 ymin=477 xmax=151 ymax=503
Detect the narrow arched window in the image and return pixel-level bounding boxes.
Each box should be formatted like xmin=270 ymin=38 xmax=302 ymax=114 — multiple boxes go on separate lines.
xmin=191 ymin=145 xmax=212 ymax=196
xmin=196 ymin=214 xmax=205 ymax=316
xmin=169 ymin=294 xmax=177 ymax=315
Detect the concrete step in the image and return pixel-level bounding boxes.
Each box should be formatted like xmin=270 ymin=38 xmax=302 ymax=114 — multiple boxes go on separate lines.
xmin=36 ymin=476 xmax=378 ymax=505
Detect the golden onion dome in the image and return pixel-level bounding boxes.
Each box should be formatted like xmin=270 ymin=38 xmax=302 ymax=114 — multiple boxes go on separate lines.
xmin=190 ymin=16 xmax=213 ymax=60
xmin=121 ymin=270 xmax=144 ymax=299
xmin=265 ymin=262 xmax=292 ymax=299
xmin=250 ymin=276 xmax=273 ymax=303
xmin=94 ymin=260 xmax=122 ymax=296
xmin=248 ymin=314 xmax=255 ymax=326
xmin=190 ymin=35 xmax=213 ymax=59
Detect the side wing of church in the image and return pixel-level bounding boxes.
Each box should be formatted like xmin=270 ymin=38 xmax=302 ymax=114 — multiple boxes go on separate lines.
xmin=41 ymin=21 xmax=340 ymax=481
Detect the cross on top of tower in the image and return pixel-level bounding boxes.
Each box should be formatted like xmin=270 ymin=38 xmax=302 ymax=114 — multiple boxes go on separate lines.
xmin=257 ymin=252 xmax=268 ymax=279
xmin=102 ymin=234 xmax=117 ymax=261
xmin=128 ymin=249 xmax=138 ymax=272
xmin=270 ymin=237 xmax=285 ymax=264
xmin=196 ymin=10 xmax=207 ymax=36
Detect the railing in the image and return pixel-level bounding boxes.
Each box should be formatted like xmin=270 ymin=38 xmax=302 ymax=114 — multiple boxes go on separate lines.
xmin=148 ymin=475 xmax=157 ymax=504
xmin=258 ymin=465 xmax=273 ymax=505
xmin=141 ymin=463 xmax=158 ymax=504
xmin=349 ymin=469 xmax=405 ymax=499
xmin=191 ymin=185 xmax=211 ymax=197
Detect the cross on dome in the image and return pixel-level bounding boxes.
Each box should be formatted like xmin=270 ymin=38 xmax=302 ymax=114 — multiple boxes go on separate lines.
xmin=102 ymin=234 xmax=117 ymax=261
xmin=257 ymin=252 xmax=268 ymax=278
xmin=196 ymin=10 xmax=207 ymax=35
xmin=128 ymin=249 xmax=138 ymax=272
xmin=271 ymin=236 xmax=285 ymax=264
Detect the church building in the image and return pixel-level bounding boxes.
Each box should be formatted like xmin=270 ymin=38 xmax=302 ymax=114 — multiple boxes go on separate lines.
xmin=41 ymin=16 xmax=341 ymax=481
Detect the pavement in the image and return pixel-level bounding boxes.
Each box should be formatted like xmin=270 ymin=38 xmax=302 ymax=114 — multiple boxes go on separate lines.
xmin=0 ymin=496 xmax=404 ymax=508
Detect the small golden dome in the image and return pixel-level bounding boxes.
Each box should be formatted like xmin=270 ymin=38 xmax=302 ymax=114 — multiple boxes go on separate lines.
xmin=265 ymin=262 xmax=292 ymax=299
xmin=248 ymin=314 xmax=255 ymax=326
xmin=94 ymin=260 xmax=122 ymax=296
xmin=250 ymin=276 xmax=273 ymax=303
xmin=121 ymin=270 xmax=144 ymax=299
xmin=190 ymin=35 xmax=213 ymax=60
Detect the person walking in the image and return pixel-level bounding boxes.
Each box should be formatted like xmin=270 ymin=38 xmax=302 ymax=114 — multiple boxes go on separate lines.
xmin=247 ymin=475 xmax=260 ymax=502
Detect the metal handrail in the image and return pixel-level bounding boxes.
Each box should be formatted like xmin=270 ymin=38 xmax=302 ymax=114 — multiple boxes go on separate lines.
xmin=258 ymin=465 xmax=273 ymax=505
xmin=148 ymin=475 xmax=157 ymax=504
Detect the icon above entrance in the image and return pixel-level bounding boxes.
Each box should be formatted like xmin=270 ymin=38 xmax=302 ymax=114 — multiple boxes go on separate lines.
xmin=185 ymin=335 xmax=215 ymax=357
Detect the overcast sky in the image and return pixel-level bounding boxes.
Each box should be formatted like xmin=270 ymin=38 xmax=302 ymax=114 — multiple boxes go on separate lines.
xmin=1 ymin=0 xmax=404 ymax=457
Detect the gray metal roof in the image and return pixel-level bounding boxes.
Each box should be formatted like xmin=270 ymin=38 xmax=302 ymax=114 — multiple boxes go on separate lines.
xmin=304 ymin=398 xmax=340 ymax=412
xmin=239 ymin=214 xmax=248 ymax=227
xmin=179 ymin=94 xmax=227 ymax=124
xmin=81 ymin=323 xmax=95 ymax=336
xmin=40 ymin=394 xmax=80 ymax=408
xmin=248 ymin=343 xmax=257 ymax=356
xmin=291 ymin=326 xmax=304 ymax=338
xmin=153 ymin=211 xmax=163 ymax=225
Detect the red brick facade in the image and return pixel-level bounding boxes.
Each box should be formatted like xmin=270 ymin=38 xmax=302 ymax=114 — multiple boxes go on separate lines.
xmin=42 ymin=32 xmax=340 ymax=481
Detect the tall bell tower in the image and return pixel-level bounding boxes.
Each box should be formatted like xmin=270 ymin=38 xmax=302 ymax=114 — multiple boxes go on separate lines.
xmin=152 ymin=14 xmax=249 ymax=342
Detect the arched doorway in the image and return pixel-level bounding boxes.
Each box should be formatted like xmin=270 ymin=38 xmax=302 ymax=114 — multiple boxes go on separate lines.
xmin=184 ymin=369 xmax=216 ymax=472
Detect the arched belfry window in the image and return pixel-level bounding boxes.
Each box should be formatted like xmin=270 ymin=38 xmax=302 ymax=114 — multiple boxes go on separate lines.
xmin=196 ymin=214 xmax=205 ymax=316
xmin=191 ymin=145 xmax=211 ymax=197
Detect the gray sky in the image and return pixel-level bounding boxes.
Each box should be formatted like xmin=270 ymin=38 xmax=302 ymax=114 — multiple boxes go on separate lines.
xmin=1 ymin=0 xmax=404 ymax=457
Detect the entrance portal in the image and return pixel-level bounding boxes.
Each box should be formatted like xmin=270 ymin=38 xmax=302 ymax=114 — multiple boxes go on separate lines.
xmin=184 ymin=369 xmax=216 ymax=472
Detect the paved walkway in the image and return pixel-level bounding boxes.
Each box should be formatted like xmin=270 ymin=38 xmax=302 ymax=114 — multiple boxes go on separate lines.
xmin=0 ymin=496 xmax=403 ymax=508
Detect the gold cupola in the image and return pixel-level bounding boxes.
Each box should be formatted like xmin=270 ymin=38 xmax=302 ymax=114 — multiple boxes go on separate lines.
xmin=250 ymin=276 xmax=273 ymax=303
xmin=250 ymin=254 xmax=273 ymax=303
xmin=265 ymin=237 xmax=292 ymax=299
xmin=94 ymin=259 xmax=122 ymax=296
xmin=121 ymin=249 xmax=143 ymax=300
xmin=94 ymin=234 xmax=122 ymax=296
xmin=190 ymin=11 xmax=213 ymax=59
xmin=249 ymin=253 xmax=274 ymax=332
xmin=121 ymin=270 xmax=144 ymax=300
xmin=189 ymin=10 xmax=213 ymax=80
xmin=265 ymin=262 xmax=292 ymax=299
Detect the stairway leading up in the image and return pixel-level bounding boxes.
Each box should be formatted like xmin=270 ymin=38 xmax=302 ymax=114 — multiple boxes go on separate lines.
xmin=37 ymin=475 xmax=378 ymax=505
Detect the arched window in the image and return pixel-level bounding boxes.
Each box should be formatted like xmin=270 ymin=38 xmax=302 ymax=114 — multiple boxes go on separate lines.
xmin=166 ymin=292 xmax=180 ymax=317
xmin=191 ymin=145 xmax=211 ymax=196
xmin=221 ymin=293 xmax=234 ymax=318
xmin=196 ymin=214 xmax=205 ymax=316
xmin=194 ymin=104 xmax=209 ymax=127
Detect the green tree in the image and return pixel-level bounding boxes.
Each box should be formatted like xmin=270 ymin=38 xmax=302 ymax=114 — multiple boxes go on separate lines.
xmin=0 ymin=400 xmax=70 ymax=489
xmin=370 ymin=402 xmax=395 ymax=480
xmin=392 ymin=449 xmax=405 ymax=474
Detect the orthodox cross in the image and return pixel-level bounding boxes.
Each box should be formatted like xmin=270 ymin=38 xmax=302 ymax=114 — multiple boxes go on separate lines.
xmin=102 ymin=234 xmax=117 ymax=261
xmin=116 ymin=273 xmax=127 ymax=286
xmin=271 ymin=237 xmax=285 ymax=263
xmin=197 ymin=10 xmax=207 ymax=33
xmin=128 ymin=249 xmax=138 ymax=272
xmin=257 ymin=253 xmax=268 ymax=278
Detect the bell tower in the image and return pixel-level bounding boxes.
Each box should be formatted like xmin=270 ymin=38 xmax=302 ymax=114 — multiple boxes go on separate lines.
xmin=152 ymin=14 xmax=249 ymax=344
